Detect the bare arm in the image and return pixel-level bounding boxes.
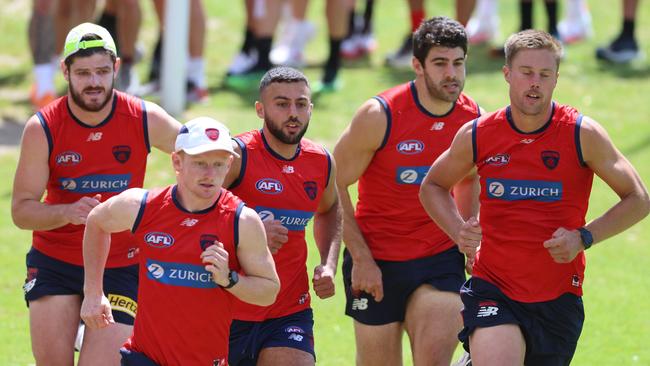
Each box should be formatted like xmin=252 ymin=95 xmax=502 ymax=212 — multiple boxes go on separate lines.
xmin=419 ymin=122 xmax=482 ymax=256
xmin=11 ymin=116 xmax=102 ymax=230
xmin=312 ymin=157 xmax=343 ymax=299
xmin=332 ymin=98 xmax=386 ymax=301
xmin=544 ymin=117 xmax=650 ymax=263
xmin=145 ymin=101 xmax=182 ymax=153
xmin=81 ymin=188 xmax=144 ymax=328
xmin=228 ymin=206 xmax=280 ymax=306
xmin=452 ymin=168 xmax=480 ymax=221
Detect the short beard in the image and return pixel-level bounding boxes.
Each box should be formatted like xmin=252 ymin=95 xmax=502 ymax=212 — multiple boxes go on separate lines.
xmin=69 ymin=79 xmax=114 ymax=112
xmin=264 ymin=117 xmax=309 ymax=145
xmin=423 ymin=73 xmax=463 ymax=103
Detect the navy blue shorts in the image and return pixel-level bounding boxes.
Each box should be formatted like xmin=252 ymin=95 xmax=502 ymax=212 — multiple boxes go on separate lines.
xmin=120 ymin=348 xmax=159 ymax=366
xmin=342 ymin=246 xmax=466 ymax=325
xmin=459 ymin=277 xmax=584 ymax=366
xmin=24 ymin=247 xmax=138 ymax=325
xmin=228 ymin=309 xmax=315 ymax=366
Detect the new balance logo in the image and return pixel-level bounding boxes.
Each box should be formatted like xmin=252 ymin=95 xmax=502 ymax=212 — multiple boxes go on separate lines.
xmin=477 ymin=306 xmax=499 ymax=317
xmin=87 ymin=132 xmax=103 ymax=141
xmin=351 ymin=298 xmax=368 ymax=311
xmin=180 ymin=218 xmax=199 ymax=226
xmin=282 ymin=165 xmax=294 ymax=173
xmin=430 ymin=122 xmax=445 ymax=131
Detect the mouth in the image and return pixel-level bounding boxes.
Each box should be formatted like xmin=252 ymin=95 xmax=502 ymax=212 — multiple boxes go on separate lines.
xmin=285 ymin=121 xmax=302 ymax=133
xmin=84 ymin=88 xmax=105 ymax=97
xmin=442 ymin=82 xmax=459 ymax=92
xmin=525 ymin=91 xmax=542 ymax=102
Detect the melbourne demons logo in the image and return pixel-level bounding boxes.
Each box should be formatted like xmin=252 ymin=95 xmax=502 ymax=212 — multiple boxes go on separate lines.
xmin=256 ymin=178 xmax=283 ymax=194
xmin=199 ymin=234 xmax=219 ymax=251
xmin=541 ymin=150 xmax=560 ymax=170
xmin=396 ymin=140 xmax=424 ymax=155
xmin=55 ymin=151 xmax=82 ymax=166
xmin=112 ymin=145 xmax=131 ymax=163
xmin=303 ymin=181 xmax=317 ymax=200
xmin=205 ymin=128 xmax=219 ymax=140
xmin=144 ymin=232 xmax=175 ymax=248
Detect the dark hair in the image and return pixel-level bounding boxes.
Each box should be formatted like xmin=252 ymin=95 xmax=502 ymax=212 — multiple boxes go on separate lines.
xmin=259 ymin=66 xmax=310 ymax=94
xmin=504 ymin=29 xmax=563 ymax=69
xmin=64 ymin=34 xmax=117 ymax=68
xmin=413 ymin=16 xmax=468 ymax=66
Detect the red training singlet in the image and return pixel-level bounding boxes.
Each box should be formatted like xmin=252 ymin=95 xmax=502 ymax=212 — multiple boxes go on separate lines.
xmin=229 ymin=129 xmax=330 ymax=321
xmin=473 ymin=103 xmax=594 ymax=303
xmin=125 ymin=186 xmax=242 ymax=366
xmin=33 ymin=91 xmax=149 ymax=267
xmin=356 ymin=81 xmax=480 ymax=261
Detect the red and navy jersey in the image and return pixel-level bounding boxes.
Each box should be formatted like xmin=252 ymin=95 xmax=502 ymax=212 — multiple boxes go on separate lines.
xmin=125 ymin=185 xmax=242 ymax=366
xmin=472 ymin=103 xmax=594 ymax=303
xmin=229 ymin=129 xmax=331 ymax=321
xmin=356 ymin=81 xmax=480 ymax=261
xmin=32 ymin=91 xmax=149 ymax=267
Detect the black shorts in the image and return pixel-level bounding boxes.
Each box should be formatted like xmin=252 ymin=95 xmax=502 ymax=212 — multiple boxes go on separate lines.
xmin=228 ymin=309 xmax=315 ymax=366
xmin=120 ymin=348 xmax=159 ymax=366
xmin=343 ymin=246 xmax=466 ymax=325
xmin=459 ymin=277 xmax=584 ymax=366
xmin=24 ymin=247 xmax=138 ymax=325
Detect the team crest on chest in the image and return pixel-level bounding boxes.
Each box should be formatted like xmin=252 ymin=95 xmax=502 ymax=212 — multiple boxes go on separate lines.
xmin=112 ymin=145 xmax=131 ymax=163
xmin=303 ymin=181 xmax=318 ymax=200
xmin=200 ymin=234 xmax=219 ymax=251
xmin=541 ymin=150 xmax=560 ymax=170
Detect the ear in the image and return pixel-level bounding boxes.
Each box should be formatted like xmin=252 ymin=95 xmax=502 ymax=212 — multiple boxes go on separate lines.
xmin=61 ymin=60 xmax=69 ymax=82
xmin=502 ymin=64 xmax=510 ymax=84
xmin=412 ymin=56 xmax=423 ymax=76
xmin=255 ymin=101 xmax=264 ymax=119
xmin=171 ymin=151 xmax=182 ymax=172
xmin=114 ymin=57 xmax=122 ymax=77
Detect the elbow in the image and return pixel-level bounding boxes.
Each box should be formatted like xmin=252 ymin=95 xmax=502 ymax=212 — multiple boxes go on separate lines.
xmin=640 ymin=190 xmax=650 ymax=219
xmin=11 ymin=206 xmax=30 ymax=230
xmin=258 ymin=279 xmax=281 ymax=306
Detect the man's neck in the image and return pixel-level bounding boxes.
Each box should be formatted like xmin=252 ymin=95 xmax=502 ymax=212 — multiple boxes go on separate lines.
xmin=413 ymin=79 xmax=455 ymax=116
xmin=509 ymin=103 xmax=554 ymax=133
xmin=262 ymin=130 xmax=300 ymax=160
xmin=67 ymin=92 xmax=114 ymax=126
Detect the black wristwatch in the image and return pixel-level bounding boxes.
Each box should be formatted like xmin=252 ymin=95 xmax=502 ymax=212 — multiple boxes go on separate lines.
xmin=224 ymin=270 xmax=239 ymax=289
xmin=577 ymin=227 xmax=593 ymax=250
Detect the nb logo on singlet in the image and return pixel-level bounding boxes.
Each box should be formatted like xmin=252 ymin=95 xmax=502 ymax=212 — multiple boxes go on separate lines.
xmin=87 ymin=132 xmax=103 ymax=142
xmin=352 ymin=298 xmax=369 ymax=310
xmin=477 ymin=306 xmax=499 ymax=317
xmin=430 ymin=122 xmax=445 ymax=131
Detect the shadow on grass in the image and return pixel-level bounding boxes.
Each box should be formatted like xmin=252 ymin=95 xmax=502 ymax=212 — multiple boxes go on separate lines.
xmin=594 ymin=60 xmax=650 ymax=79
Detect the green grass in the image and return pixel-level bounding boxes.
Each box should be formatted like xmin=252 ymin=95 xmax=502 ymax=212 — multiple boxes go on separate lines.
xmin=1 ymin=1 xmax=649 ymax=365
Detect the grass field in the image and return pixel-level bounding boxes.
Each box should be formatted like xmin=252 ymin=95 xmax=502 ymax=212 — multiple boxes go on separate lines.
xmin=1 ymin=1 xmax=649 ymax=365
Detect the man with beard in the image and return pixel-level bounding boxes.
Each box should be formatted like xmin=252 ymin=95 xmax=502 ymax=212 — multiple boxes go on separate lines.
xmin=419 ymin=30 xmax=649 ymax=365
xmin=12 ymin=23 xmax=180 ymax=366
xmin=224 ymin=67 xmax=342 ymax=366
xmin=333 ymin=16 xmax=483 ymax=365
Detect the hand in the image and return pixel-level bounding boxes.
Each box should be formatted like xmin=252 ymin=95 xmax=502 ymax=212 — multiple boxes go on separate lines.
xmin=64 ymin=194 xmax=102 ymax=225
xmin=201 ymin=241 xmax=230 ymax=287
xmin=80 ymin=293 xmax=114 ymax=329
xmin=312 ymin=264 xmax=335 ymax=299
xmin=465 ymin=254 xmax=475 ymax=275
xmin=457 ymin=216 xmax=481 ymax=258
xmin=543 ymin=227 xmax=584 ymax=263
xmin=262 ymin=219 xmax=289 ymax=254
xmin=351 ymin=257 xmax=383 ymax=302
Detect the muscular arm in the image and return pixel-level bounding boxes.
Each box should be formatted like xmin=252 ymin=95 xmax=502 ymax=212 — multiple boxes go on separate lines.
xmin=81 ymin=188 xmax=144 ymax=329
xmin=332 ymin=98 xmax=386 ymax=300
xmin=229 ymin=206 xmax=280 ymax=306
xmin=145 ymin=101 xmax=182 ymax=153
xmin=580 ymin=117 xmax=650 ymax=245
xmin=419 ymin=122 xmax=481 ymax=256
xmin=11 ymin=116 xmax=102 ymax=230
xmin=312 ymin=157 xmax=343 ymax=299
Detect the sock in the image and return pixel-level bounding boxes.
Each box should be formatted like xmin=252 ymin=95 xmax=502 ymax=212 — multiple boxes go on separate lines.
xmin=544 ymin=1 xmax=558 ymax=36
xmin=323 ymin=38 xmax=342 ymax=83
xmin=187 ymin=57 xmax=206 ymax=88
xmin=410 ymin=9 xmax=425 ymax=32
xmin=345 ymin=10 xmax=356 ymax=39
xmin=34 ymin=63 xmax=56 ymax=96
xmin=362 ymin=0 xmax=374 ymax=34
xmin=242 ymin=27 xmax=255 ymax=54
xmin=621 ymin=19 xmax=635 ymax=39
xmin=520 ymin=1 xmax=533 ymax=30
xmin=255 ymin=37 xmax=273 ymax=70
xmin=149 ymin=36 xmax=163 ymax=82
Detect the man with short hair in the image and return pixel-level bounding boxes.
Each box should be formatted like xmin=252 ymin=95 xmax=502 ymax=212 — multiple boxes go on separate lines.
xmin=333 ymin=16 xmax=483 ymax=366
xmin=12 ymin=22 xmax=181 ymax=365
xmin=420 ymin=29 xmax=650 ymax=365
xmin=81 ymin=117 xmax=280 ymax=365
xmin=225 ymin=66 xmax=342 ymax=366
